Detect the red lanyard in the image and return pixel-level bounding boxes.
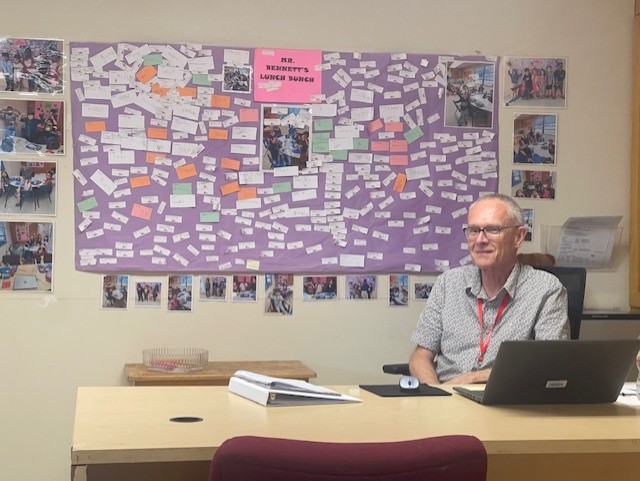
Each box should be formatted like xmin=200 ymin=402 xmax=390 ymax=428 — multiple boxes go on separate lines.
xmin=477 ymin=293 xmax=510 ymax=363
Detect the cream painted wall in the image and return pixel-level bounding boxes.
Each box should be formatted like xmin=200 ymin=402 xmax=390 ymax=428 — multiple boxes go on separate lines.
xmin=1 ymin=1 xmax=636 ymax=480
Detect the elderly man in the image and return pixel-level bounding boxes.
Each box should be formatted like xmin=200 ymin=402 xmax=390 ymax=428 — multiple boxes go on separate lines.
xmin=409 ymin=193 xmax=569 ymax=385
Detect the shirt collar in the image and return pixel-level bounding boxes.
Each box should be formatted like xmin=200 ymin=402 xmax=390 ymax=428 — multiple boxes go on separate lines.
xmin=466 ymin=262 xmax=522 ymax=300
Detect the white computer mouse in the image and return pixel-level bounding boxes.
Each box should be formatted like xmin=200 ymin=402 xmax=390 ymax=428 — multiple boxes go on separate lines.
xmin=399 ymin=375 xmax=420 ymax=390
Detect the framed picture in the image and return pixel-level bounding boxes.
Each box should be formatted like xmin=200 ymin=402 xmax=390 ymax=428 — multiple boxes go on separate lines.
xmin=513 ymin=113 xmax=557 ymax=165
xmin=0 ymin=99 xmax=65 ymax=155
xmin=503 ymin=57 xmax=567 ymax=108
xmin=261 ymin=104 xmax=311 ymax=171
xmin=264 ymin=273 xmax=293 ymax=315
xmin=101 ymin=274 xmax=129 ymax=309
xmin=0 ymin=37 xmax=64 ymax=94
xmin=167 ymin=275 xmax=193 ymax=311
xmin=512 ymin=170 xmax=557 ymax=200
xmin=444 ymin=61 xmax=495 ymax=128
xmin=0 ymin=159 xmax=56 ymax=215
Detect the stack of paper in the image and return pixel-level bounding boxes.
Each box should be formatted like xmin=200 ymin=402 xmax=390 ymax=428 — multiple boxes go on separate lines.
xmin=228 ymin=370 xmax=361 ymax=406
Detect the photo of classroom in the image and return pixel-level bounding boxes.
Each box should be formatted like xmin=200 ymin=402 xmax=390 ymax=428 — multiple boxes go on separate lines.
xmin=445 ymin=62 xmax=494 ymax=128
xmin=0 ymin=159 xmax=56 ymax=215
xmin=513 ymin=113 xmax=556 ymax=164
xmin=504 ymin=57 xmax=567 ymax=108
xmin=261 ymin=105 xmax=310 ymax=171
xmin=0 ymin=221 xmax=52 ymax=291
xmin=512 ymin=169 xmax=556 ymax=199
xmin=0 ymin=99 xmax=64 ymax=155
xmin=0 ymin=37 xmax=64 ymax=94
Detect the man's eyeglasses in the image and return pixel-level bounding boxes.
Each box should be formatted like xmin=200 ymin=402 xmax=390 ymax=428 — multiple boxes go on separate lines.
xmin=463 ymin=225 xmax=523 ymax=239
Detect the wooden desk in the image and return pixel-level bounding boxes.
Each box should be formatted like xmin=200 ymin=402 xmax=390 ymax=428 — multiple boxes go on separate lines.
xmin=124 ymin=360 xmax=317 ymax=386
xmin=71 ymin=385 xmax=640 ymax=481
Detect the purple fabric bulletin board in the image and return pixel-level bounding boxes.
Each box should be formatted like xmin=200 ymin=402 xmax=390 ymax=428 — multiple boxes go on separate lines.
xmin=70 ymin=42 xmax=499 ymax=273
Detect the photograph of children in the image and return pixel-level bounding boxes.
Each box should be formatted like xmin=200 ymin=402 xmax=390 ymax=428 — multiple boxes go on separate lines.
xmin=0 ymin=160 xmax=56 ymax=215
xmin=523 ymin=208 xmax=534 ymax=242
xmin=199 ymin=275 xmax=227 ymax=301
xmin=413 ymin=282 xmax=434 ymax=300
xmin=512 ymin=170 xmax=557 ymax=200
xmin=0 ymin=221 xmax=53 ymax=292
xmin=261 ymin=104 xmax=311 ymax=171
xmin=388 ymin=274 xmax=409 ymax=307
xmin=232 ymin=274 xmax=257 ymax=302
xmin=222 ymin=65 xmax=252 ymax=93
xmin=0 ymin=99 xmax=64 ymax=155
xmin=503 ymin=57 xmax=567 ymax=108
xmin=302 ymin=275 xmax=337 ymax=301
xmin=264 ymin=273 xmax=293 ymax=315
xmin=167 ymin=275 xmax=193 ymax=311
xmin=101 ymin=275 xmax=129 ymax=309
xmin=0 ymin=38 xmax=64 ymax=94
xmin=513 ymin=113 xmax=557 ymax=164
xmin=134 ymin=281 xmax=162 ymax=308
xmin=345 ymin=275 xmax=377 ymax=300
xmin=444 ymin=61 xmax=494 ymax=128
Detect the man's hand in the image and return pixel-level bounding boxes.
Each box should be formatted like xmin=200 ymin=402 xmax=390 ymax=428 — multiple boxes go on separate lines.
xmin=442 ymin=368 xmax=492 ymax=385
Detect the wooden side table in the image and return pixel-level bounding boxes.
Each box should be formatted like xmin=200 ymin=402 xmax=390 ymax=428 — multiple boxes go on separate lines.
xmin=124 ymin=360 xmax=317 ymax=386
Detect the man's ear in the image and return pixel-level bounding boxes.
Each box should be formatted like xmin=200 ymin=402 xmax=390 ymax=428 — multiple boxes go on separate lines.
xmin=514 ymin=226 xmax=527 ymax=248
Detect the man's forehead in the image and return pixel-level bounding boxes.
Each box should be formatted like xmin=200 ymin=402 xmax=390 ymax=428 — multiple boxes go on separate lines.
xmin=468 ymin=198 xmax=508 ymax=221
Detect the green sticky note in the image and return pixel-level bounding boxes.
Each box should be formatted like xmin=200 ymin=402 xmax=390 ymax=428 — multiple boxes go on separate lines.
xmin=313 ymin=132 xmax=330 ymax=143
xmin=312 ymin=141 xmax=330 ymax=153
xmin=404 ymin=126 xmax=425 ymax=144
xmin=313 ymin=119 xmax=334 ymax=131
xmin=353 ymin=138 xmax=369 ymax=150
xmin=143 ymin=53 xmax=164 ymax=66
xmin=273 ymin=182 xmax=292 ymax=194
xmin=172 ymin=183 xmax=192 ymax=195
xmin=192 ymin=73 xmax=211 ymax=86
xmin=76 ymin=196 xmax=98 ymax=212
xmin=331 ymin=149 xmax=348 ymax=161
xmin=200 ymin=212 xmax=220 ymax=223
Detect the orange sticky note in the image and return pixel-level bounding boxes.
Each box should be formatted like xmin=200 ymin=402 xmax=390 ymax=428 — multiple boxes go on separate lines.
xmin=177 ymin=86 xmax=197 ymax=98
xmin=385 ymin=122 xmax=403 ymax=132
xmin=390 ymin=155 xmax=409 ymax=166
xmin=220 ymin=181 xmax=240 ymax=196
xmin=390 ymin=140 xmax=408 ymax=152
xmin=211 ymin=94 xmax=231 ymax=108
xmin=393 ymin=173 xmax=407 ymax=193
xmin=131 ymin=203 xmax=153 ymax=220
xmin=238 ymin=187 xmax=257 ymax=200
xmin=239 ymin=108 xmax=259 ymax=122
xmin=85 ymin=121 xmax=106 ymax=132
xmin=208 ymin=129 xmax=229 ymax=140
xmin=146 ymin=153 xmax=165 ymax=164
xmin=371 ymin=141 xmax=389 ymax=152
xmin=151 ymin=83 xmax=169 ymax=96
xmin=221 ymin=157 xmax=241 ymax=171
xmin=136 ymin=65 xmax=157 ymax=84
xmin=130 ymin=176 xmax=151 ymax=188
xmin=368 ymin=118 xmax=384 ymax=133
xmin=147 ymin=127 xmax=168 ymax=140
xmin=176 ymin=163 xmax=197 ymax=180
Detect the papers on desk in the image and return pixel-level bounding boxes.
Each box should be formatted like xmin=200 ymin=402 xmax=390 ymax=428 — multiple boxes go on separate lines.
xmin=616 ymin=382 xmax=640 ymax=407
xmin=228 ymin=370 xmax=361 ymax=407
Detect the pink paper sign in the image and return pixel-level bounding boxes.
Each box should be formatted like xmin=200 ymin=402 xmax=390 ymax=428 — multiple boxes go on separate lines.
xmin=253 ymin=48 xmax=323 ymax=103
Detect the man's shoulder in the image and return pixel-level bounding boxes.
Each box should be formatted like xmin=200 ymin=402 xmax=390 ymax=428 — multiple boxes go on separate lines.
xmin=518 ymin=264 xmax=563 ymax=288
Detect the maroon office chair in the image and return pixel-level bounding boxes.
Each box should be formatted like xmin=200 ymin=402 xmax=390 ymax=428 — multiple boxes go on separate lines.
xmin=210 ymin=435 xmax=487 ymax=481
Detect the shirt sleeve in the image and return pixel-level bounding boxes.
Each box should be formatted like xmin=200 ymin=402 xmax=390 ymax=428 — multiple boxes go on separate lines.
xmin=410 ymin=274 xmax=446 ymax=352
xmin=533 ymin=277 xmax=570 ymax=340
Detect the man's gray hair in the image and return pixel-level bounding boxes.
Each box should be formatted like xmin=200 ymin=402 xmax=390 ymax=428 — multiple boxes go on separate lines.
xmin=470 ymin=193 xmax=525 ymax=225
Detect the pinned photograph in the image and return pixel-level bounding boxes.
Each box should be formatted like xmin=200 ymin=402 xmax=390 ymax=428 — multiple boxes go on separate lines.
xmin=444 ymin=61 xmax=494 ymax=128
xmin=264 ymin=273 xmax=293 ymax=315
xmin=0 ymin=159 xmax=56 ymax=215
xmin=503 ymin=57 xmax=567 ymax=108
xmin=199 ymin=275 xmax=227 ymax=301
xmin=513 ymin=113 xmax=557 ymax=164
xmin=0 ymin=221 xmax=53 ymax=292
xmin=413 ymin=282 xmax=434 ymax=300
xmin=388 ymin=274 xmax=409 ymax=306
xmin=101 ymin=275 xmax=129 ymax=309
xmin=0 ymin=99 xmax=64 ymax=155
xmin=345 ymin=275 xmax=377 ymax=300
xmin=261 ymin=104 xmax=311 ymax=171
xmin=302 ymin=276 xmax=337 ymax=301
xmin=167 ymin=275 xmax=193 ymax=311
xmin=232 ymin=274 xmax=257 ymax=302
xmin=512 ymin=170 xmax=556 ymax=200
xmin=523 ymin=208 xmax=534 ymax=242
xmin=222 ymin=64 xmax=252 ymax=93
xmin=134 ymin=281 xmax=162 ymax=308
xmin=0 ymin=37 xmax=64 ymax=94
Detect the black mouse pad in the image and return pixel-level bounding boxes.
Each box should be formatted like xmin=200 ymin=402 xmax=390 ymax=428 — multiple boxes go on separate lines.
xmin=359 ymin=384 xmax=451 ymax=397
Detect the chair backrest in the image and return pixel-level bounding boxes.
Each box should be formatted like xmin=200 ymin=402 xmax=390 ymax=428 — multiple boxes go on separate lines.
xmin=534 ymin=266 xmax=586 ymax=340
xmin=210 ymin=435 xmax=487 ymax=481
xmin=2 ymin=254 xmax=21 ymax=266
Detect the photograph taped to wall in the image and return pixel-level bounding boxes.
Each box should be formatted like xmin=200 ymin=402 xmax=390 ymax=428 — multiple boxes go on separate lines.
xmin=523 ymin=208 xmax=534 ymax=241
xmin=199 ymin=275 xmax=227 ymax=301
xmin=0 ymin=37 xmax=64 ymax=95
xmin=345 ymin=274 xmax=377 ymax=300
xmin=413 ymin=281 xmax=434 ymax=300
xmin=302 ymin=275 xmax=337 ymax=301
xmin=444 ymin=61 xmax=495 ymax=129
xmin=388 ymin=273 xmax=409 ymax=306
xmin=512 ymin=169 xmax=556 ymax=200
xmin=101 ymin=274 xmax=129 ymax=309
xmin=503 ymin=57 xmax=567 ymax=109
xmin=223 ymin=65 xmax=252 ymax=93
xmin=134 ymin=280 xmax=162 ymax=307
xmin=513 ymin=113 xmax=556 ymax=165
xmin=264 ymin=273 xmax=293 ymax=315
xmin=0 ymin=99 xmax=64 ymax=155
xmin=232 ymin=274 xmax=257 ymax=302
xmin=0 ymin=159 xmax=57 ymax=215
xmin=0 ymin=220 xmax=53 ymax=292
xmin=168 ymin=275 xmax=193 ymax=311
xmin=261 ymin=104 xmax=311 ymax=171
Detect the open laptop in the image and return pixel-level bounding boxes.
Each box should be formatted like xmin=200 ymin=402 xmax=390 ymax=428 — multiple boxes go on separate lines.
xmin=13 ymin=275 xmax=38 ymax=290
xmin=453 ymin=340 xmax=640 ymax=405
